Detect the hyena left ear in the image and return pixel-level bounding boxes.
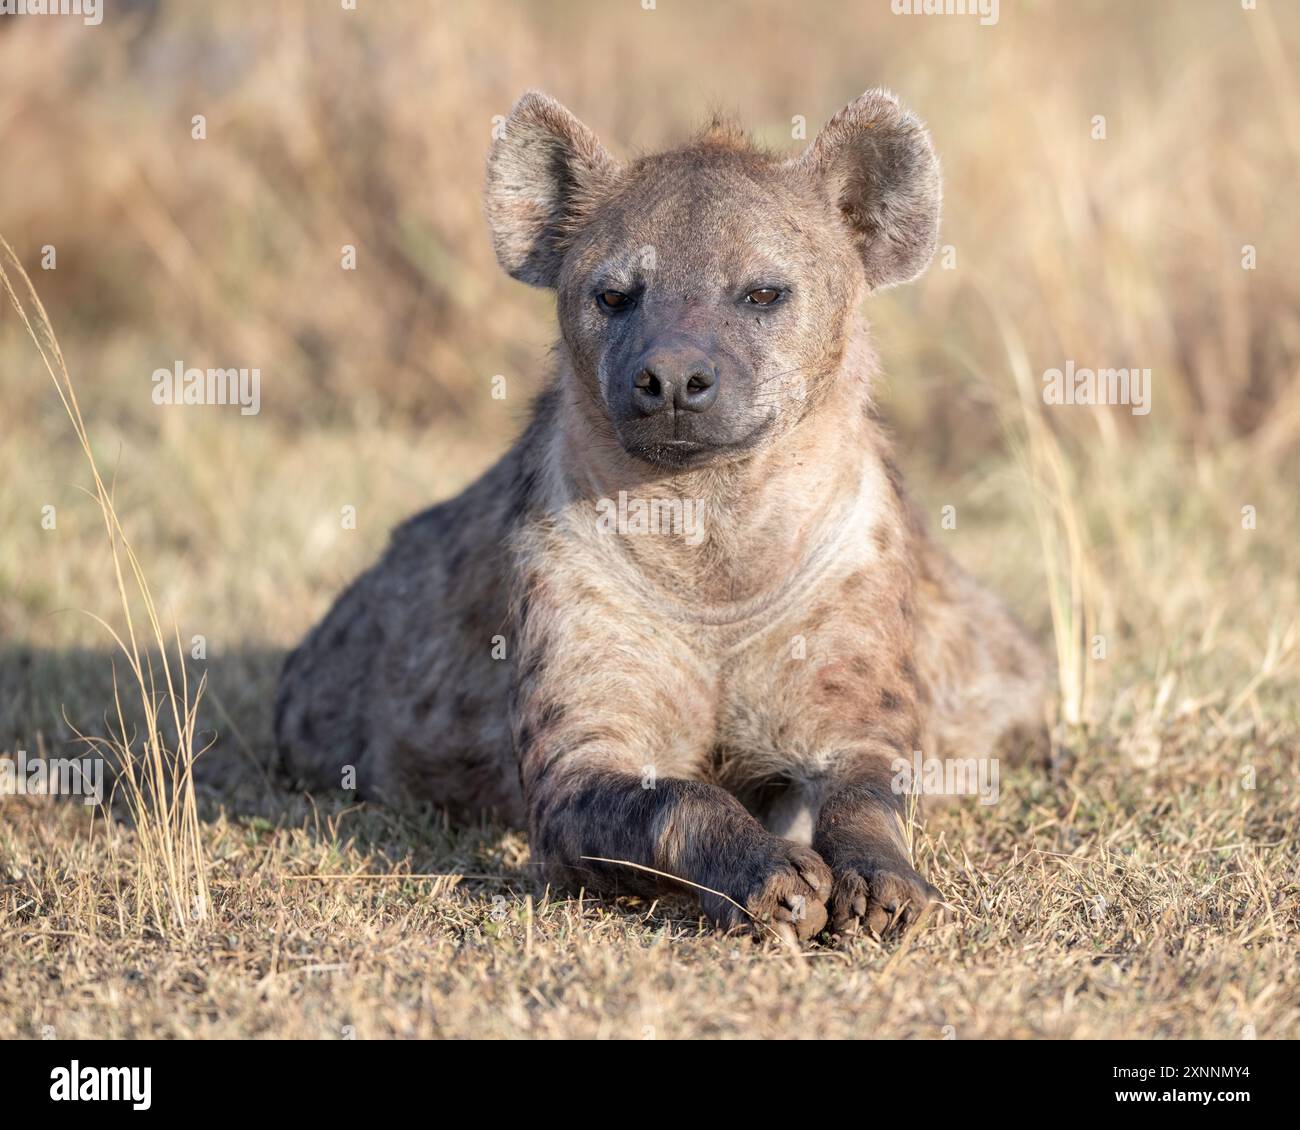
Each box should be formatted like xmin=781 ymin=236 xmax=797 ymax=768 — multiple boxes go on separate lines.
xmin=485 ymin=91 xmax=621 ymax=289
xmin=793 ymin=89 xmax=941 ymax=291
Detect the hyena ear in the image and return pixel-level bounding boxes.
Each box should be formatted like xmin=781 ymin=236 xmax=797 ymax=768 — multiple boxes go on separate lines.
xmin=793 ymin=89 xmax=941 ymax=291
xmin=485 ymin=91 xmax=619 ymax=288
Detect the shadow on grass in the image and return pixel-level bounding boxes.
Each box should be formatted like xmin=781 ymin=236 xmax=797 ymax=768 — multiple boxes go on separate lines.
xmin=0 ymin=643 xmax=697 ymax=926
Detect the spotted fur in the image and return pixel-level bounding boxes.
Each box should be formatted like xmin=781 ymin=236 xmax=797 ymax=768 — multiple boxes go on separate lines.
xmin=275 ymin=90 xmax=1050 ymax=946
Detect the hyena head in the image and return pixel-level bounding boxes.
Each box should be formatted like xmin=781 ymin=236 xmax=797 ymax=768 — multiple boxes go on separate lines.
xmin=486 ymin=89 xmax=941 ymax=469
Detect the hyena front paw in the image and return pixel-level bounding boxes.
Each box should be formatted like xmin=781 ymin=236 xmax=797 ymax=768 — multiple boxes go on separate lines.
xmin=705 ymin=840 xmax=831 ymax=950
xmin=829 ymin=861 xmax=939 ymax=940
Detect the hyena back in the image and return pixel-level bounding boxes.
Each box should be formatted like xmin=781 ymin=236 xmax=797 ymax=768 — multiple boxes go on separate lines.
xmin=275 ymin=89 xmax=1049 ymax=947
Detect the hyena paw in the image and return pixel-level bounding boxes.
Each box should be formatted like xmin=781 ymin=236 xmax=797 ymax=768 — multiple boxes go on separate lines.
xmin=708 ymin=840 xmax=831 ymax=950
xmin=829 ymin=861 xmax=939 ymax=940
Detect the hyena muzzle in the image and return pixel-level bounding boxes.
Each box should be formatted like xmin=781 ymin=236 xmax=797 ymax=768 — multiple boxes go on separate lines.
xmin=275 ymin=89 xmax=1050 ymax=948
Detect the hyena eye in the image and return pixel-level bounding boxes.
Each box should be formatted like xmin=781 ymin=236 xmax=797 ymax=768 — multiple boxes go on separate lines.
xmin=745 ymin=287 xmax=782 ymax=306
xmin=596 ymin=290 xmax=632 ymax=312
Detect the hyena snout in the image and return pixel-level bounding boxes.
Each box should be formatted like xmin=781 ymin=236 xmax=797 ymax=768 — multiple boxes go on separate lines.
xmin=631 ymin=340 xmax=719 ymax=416
xmin=611 ymin=333 xmax=760 ymax=466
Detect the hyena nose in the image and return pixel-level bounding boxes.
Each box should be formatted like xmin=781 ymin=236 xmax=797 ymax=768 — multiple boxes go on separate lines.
xmin=631 ymin=348 xmax=719 ymax=416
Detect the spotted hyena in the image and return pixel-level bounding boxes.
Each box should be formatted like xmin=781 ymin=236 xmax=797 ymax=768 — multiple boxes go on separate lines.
xmin=275 ymin=89 xmax=1049 ymax=947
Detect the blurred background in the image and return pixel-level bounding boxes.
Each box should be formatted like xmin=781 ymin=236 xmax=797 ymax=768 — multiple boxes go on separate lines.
xmin=1 ymin=0 xmax=1297 ymax=1044
xmin=1 ymin=0 xmax=1298 ymax=755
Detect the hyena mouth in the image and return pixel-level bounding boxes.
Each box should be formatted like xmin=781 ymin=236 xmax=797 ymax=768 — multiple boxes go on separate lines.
xmin=638 ymin=438 xmax=714 ymax=467
xmin=625 ymin=435 xmax=746 ymax=469
xmin=619 ymin=415 xmax=776 ymax=469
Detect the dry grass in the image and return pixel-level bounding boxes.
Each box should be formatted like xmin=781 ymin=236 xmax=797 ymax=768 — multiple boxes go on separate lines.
xmin=0 ymin=237 xmax=209 ymax=943
xmin=3 ymin=737 xmax=1294 ymax=1039
xmin=1 ymin=0 xmax=1298 ymax=1039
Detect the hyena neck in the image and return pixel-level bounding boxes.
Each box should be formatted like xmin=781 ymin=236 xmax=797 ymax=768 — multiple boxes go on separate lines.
xmin=546 ymin=337 xmax=895 ymax=607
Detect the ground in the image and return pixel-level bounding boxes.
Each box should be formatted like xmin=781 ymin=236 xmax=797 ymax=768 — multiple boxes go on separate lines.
xmin=3 ymin=699 xmax=1295 ymax=1039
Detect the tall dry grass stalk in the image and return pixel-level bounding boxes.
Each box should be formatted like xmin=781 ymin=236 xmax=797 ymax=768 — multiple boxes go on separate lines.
xmin=0 ymin=235 xmax=209 ymax=939
xmin=994 ymin=311 xmax=1097 ymax=730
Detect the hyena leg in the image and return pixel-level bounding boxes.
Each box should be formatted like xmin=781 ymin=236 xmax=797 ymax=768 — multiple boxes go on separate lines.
xmin=530 ymin=766 xmax=831 ymax=947
xmin=513 ymin=569 xmax=830 ymax=943
xmin=813 ymin=756 xmax=939 ymax=938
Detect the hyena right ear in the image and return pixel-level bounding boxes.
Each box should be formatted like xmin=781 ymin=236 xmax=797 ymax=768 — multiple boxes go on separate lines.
xmin=485 ymin=91 xmax=620 ymax=288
